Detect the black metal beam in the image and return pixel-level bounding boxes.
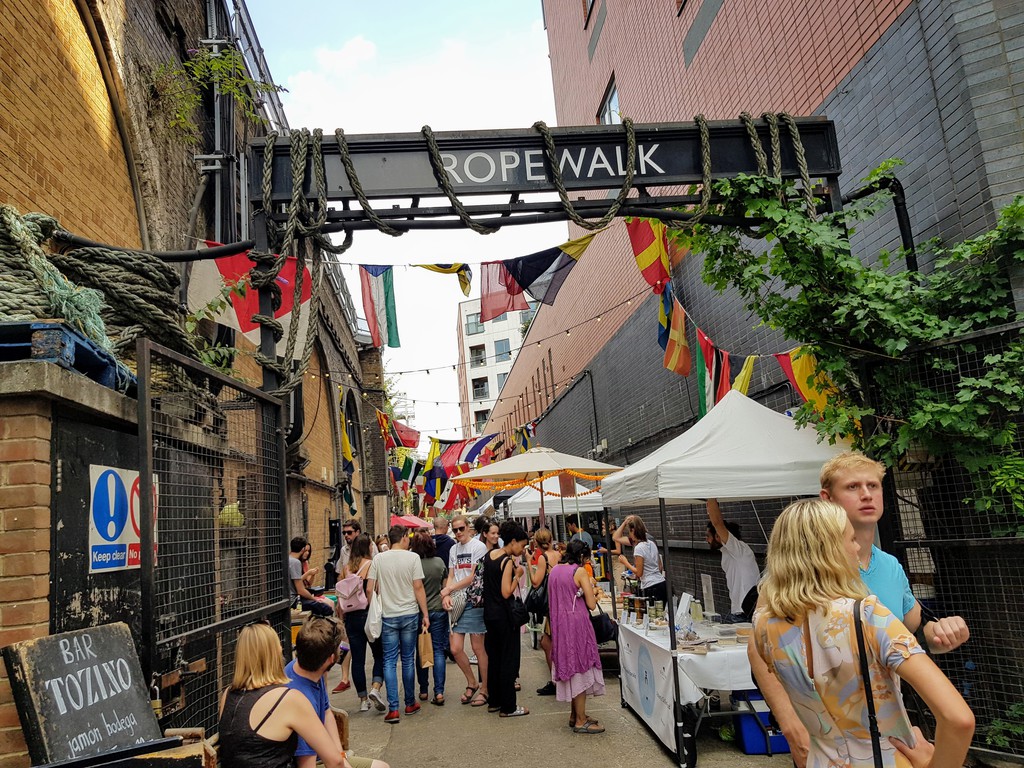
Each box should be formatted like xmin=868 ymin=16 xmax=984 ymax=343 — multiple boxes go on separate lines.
xmin=250 ymin=118 xmax=842 ymax=203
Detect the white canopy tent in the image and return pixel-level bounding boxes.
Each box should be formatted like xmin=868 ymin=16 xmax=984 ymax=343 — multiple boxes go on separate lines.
xmin=602 ymin=390 xmax=851 ymax=507
xmin=505 ymin=477 xmax=604 ymax=518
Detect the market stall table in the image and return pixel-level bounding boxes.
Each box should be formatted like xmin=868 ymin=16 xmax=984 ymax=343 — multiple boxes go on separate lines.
xmin=618 ymin=621 xmax=773 ymax=767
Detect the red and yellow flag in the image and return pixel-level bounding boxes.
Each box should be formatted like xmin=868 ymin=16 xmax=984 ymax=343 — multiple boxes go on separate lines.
xmin=662 ymin=294 xmax=691 ymax=376
xmin=774 ymin=347 xmax=833 ymax=412
xmin=626 ymin=218 xmax=671 ymax=294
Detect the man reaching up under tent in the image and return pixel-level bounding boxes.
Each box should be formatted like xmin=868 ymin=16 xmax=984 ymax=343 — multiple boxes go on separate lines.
xmin=706 ymin=499 xmax=760 ymax=621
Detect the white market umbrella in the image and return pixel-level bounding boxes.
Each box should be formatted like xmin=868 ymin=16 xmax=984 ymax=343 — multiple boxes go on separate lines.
xmin=454 ymin=446 xmax=621 ymax=529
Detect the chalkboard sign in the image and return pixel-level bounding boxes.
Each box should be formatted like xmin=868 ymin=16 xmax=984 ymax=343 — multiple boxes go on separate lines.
xmin=2 ymin=622 xmax=163 ymax=764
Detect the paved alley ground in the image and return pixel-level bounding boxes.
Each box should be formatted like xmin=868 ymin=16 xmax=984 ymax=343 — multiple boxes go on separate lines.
xmin=326 ymin=634 xmax=790 ymax=767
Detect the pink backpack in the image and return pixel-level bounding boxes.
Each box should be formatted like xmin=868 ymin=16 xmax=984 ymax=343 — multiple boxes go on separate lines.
xmin=336 ymin=569 xmax=369 ymax=613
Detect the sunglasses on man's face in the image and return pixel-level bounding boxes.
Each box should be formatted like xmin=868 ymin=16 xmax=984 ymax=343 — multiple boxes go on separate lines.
xmin=452 ymin=525 xmax=466 ymax=533
xmin=343 ymin=530 xmax=356 ymax=536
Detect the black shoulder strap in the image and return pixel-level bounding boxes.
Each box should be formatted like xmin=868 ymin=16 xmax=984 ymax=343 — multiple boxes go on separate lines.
xmin=853 ymin=599 xmax=884 ymax=768
xmin=253 ymin=687 xmax=291 ymax=734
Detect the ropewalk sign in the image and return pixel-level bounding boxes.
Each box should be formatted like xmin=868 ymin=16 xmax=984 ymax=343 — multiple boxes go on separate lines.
xmin=251 ymin=118 xmax=841 ymax=202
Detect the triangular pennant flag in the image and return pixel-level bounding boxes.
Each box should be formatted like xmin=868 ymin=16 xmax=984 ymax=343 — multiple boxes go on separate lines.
xmin=626 ymin=218 xmax=671 ymax=294
xmin=696 ymin=328 xmax=731 ymax=417
xmin=657 ymin=284 xmax=673 ymax=351
xmin=663 ymin=293 xmax=691 ymax=376
xmin=415 ymin=263 xmax=473 ymax=296
xmin=732 ymin=355 xmax=757 ymax=394
xmin=503 ymin=232 xmax=598 ymax=305
xmin=480 ymin=262 xmax=530 ymax=323
xmin=359 ymin=265 xmax=400 ymax=347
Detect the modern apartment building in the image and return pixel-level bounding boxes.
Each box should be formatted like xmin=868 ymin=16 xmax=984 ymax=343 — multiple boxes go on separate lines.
xmin=456 ymin=299 xmax=537 ymax=437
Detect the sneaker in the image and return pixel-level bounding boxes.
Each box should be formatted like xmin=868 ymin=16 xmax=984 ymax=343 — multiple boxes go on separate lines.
xmin=468 ymin=655 xmax=478 ymax=665
xmin=536 ymin=681 xmax=556 ymax=696
xmin=384 ymin=710 xmax=400 ymax=724
xmin=404 ymin=702 xmax=421 ymax=715
xmin=359 ymin=699 xmax=370 ymax=713
xmin=367 ymin=687 xmax=386 ymax=712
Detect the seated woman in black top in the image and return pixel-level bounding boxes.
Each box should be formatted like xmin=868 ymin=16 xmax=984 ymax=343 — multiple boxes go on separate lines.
xmin=218 ymin=622 xmax=346 ymax=768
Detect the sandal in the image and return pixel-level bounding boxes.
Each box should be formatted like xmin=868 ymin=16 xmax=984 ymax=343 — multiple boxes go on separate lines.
xmin=470 ymin=691 xmax=489 ymax=707
xmin=573 ymin=719 xmax=605 ymax=734
xmin=460 ymin=686 xmax=479 ymax=705
xmin=499 ymin=706 xmax=530 ymax=718
xmin=431 ymin=694 xmax=445 ymax=706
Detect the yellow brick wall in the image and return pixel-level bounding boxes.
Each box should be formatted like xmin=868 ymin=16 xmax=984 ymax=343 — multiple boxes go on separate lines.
xmin=0 ymin=0 xmax=140 ymax=246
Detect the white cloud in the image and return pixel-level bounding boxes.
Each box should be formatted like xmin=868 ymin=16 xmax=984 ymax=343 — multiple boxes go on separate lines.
xmin=312 ymin=36 xmax=377 ymax=75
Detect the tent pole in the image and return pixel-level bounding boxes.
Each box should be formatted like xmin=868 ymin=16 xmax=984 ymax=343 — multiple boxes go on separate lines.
xmin=605 ymin=506 xmax=617 ymax=620
xmin=538 ymin=479 xmax=546 ymax=531
xmin=661 ymin=498 xmax=691 ymax=768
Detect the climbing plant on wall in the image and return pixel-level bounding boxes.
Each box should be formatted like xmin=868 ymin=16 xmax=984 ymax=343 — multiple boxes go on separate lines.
xmin=668 ymin=163 xmax=1024 ymax=533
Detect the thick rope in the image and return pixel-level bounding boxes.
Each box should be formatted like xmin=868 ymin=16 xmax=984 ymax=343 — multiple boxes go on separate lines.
xmin=0 ymin=206 xmax=112 ymax=349
xmin=740 ymin=112 xmax=769 ymax=176
xmin=533 ymin=118 xmax=637 ymax=231
xmin=335 ymin=128 xmax=403 ymax=237
xmin=780 ymin=113 xmax=817 ymax=219
xmin=762 ymin=112 xmax=783 ymax=178
xmin=421 ymin=126 xmax=498 ymax=234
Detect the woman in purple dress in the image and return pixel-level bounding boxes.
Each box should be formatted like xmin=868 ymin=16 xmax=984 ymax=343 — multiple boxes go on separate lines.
xmin=548 ymin=539 xmax=605 ymax=734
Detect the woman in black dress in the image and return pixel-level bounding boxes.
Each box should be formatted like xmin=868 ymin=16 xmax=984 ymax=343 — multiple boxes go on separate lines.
xmin=482 ymin=521 xmax=530 ymax=717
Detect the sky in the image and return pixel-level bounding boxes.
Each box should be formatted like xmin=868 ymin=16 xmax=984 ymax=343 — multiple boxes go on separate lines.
xmin=245 ymin=1 xmax=568 ymax=454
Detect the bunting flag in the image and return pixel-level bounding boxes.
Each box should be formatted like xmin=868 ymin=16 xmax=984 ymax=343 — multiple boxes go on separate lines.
xmin=731 ymin=355 xmax=757 ymax=395
xmin=657 ymin=284 xmax=673 ymax=351
xmin=422 ymin=438 xmax=460 ymax=505
xmin=480 ymin=262 xmax=531 ymax=323
xmin=375 ymin=409 xmax=420 ymax=450
xmin=774 ymin=347 xmax=833 ymax=412
xmin=359 ymin=265 xmax=400 ymax=347
xmin=514 ymin=422 xmax=536 ymax=454
xmin=186 ymin=242 xmax=312 ymax=359
xmin=388 ymin=465 xmax=402 ymax=494
xmin=626 ymin=218 xmax=671 ymax=294
xmin=695 ymin=328 xmax=731 ymax=417
xmin=662 ymin=291 xmax=692 ymax=376
xmin=399 ymin=456 xmax=421 ymax=495
xmin=415 ymin=263 xmax=473 ymax=296
xmin=503 ymin=232 xmax=597 ymax=306
xmin=338 ymin=387 xmax=355 ymax=474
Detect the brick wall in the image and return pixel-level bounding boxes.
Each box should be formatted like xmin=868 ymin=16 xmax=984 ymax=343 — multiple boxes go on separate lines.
xmin=0 ymin=397 xmax=53 ymax=767
xmin=0 ymin=0 xmax=140 ymax=245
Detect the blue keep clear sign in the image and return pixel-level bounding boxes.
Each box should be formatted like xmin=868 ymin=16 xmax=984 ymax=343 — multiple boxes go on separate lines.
xmin=88 ymin=466 xmax=157 ymax=574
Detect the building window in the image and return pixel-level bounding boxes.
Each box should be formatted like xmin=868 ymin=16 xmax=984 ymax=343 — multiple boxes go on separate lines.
xmin=492 ymin=312 xmax=507 ymax=323
xmin=466 ymin=313 xmax=484 ymax=335
xmin=474 ymin=409 xmax=490 ymax=433
xmin=472 ymin=377 xmax=489 ymax=400
xmin=494 ymin=338 xmax=511 ymax=362
xmin=598 ymin=78 xmax=620 ymax=125
xmin=469 ymin=344 xmax=486 ymax=368
xmin=497 ymin=372 xmax=508 ymax=391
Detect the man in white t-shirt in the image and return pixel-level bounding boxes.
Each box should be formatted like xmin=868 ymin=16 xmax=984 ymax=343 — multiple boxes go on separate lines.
xmin=440 ymin=514 xmax=489 ymax=707
xmin=366 ymin=526 xmax=429 ymax=724
xmin=706 ymin=499 xmax=760 ymax=619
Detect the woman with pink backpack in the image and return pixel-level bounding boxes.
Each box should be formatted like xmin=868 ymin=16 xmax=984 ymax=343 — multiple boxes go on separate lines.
xmin=336 ymin=533 xmax=386 ymax=712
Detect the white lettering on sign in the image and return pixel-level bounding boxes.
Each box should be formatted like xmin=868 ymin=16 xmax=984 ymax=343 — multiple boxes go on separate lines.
xmin=499 ymin=151 xmax=520 ymax=181
xmin=68 ymin=726 xmax=103 ymax=757
xmin=101 ymin=708 xmax=138 ymax=738
xmin=524 ymin=150 xmax=545 ymax=181
xmin=639 ymin=143 xmax=665 ymax=174
xmin=437 ymin=144 xmax=666 ymax=186
xmin=59 ymin=634 xmax=98 ymax=664
xmin=44 ymin=658 xmax=132 ymax=715
xmin=463 ymin=152 xmax=496 ymax=183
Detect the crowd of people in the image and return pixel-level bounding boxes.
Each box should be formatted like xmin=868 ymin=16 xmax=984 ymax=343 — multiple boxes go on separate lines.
xmin=223 ymin=450 xmax=975 ymax=768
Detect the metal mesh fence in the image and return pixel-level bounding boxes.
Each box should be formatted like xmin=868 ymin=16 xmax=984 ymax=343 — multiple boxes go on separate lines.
xmin=138 ymin=341 xmax=289 ymax=735
xmin=876 ymin=325 xmax=1024 ymax=758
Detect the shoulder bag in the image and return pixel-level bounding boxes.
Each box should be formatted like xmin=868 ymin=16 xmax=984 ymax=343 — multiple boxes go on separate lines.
xmin=853 ymin=598 xmax=884 ymax=768
xmin=524 ymin=553 xmax=550 ymax=619
xmin=465 ymin=559 xmax=485 ymax=608
xmin=503 ymin=556 xmax=529 ymax=628
xmin=590 ymin=603 xmax=618 ymax=645
xmin=364 ymin=575 xmax=383 ymax=642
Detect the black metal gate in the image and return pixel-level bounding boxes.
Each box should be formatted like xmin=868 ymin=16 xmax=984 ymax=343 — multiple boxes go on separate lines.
xmin=135 ymin=339 xmax=290 ymax=734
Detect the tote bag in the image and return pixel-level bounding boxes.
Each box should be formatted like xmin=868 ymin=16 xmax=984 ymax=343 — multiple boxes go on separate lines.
xmin=364 ymin=579 xmax=383 ymax=641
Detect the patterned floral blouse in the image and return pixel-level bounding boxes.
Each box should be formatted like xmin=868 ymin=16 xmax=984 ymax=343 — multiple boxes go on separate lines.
xmin=754 ymin=595 xmax=925 ymax=768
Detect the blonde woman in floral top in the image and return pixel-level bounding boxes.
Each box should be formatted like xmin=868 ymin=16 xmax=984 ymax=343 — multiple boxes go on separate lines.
xmin=754 ymin=500 xmax=973 ymax=768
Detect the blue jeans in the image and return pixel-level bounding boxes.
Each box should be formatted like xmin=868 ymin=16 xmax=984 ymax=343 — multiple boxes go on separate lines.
xmin=382 ymin=613 xmax=420 ymax=711
xmin=344 ymin=609 xmax=383 ymax=698
xmin=416 ymin=611 xmax=449 ymax=696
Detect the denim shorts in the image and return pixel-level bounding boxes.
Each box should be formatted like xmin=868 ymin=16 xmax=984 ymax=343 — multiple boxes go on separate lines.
xmin=452 ymin=605 xmax=486 ymax=635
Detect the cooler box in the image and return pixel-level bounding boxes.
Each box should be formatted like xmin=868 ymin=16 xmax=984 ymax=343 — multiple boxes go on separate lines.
xmin=732 ymin=691 xmax=790 ymax=756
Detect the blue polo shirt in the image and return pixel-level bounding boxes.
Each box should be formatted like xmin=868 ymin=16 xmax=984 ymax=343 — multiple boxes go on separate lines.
xmin=861 ymin=545 xmax=916 ymax=621
xmin=285 ymin=659 xmax=328 ymax=757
